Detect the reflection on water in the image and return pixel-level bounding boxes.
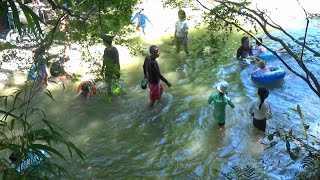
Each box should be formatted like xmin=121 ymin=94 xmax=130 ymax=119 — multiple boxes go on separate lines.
xmin=1 ymin=9 xmax=320 ymax=180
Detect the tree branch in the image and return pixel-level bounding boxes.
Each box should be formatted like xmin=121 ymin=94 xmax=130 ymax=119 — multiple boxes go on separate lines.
xmin=196 ymin=0 xmax=320 ymax=97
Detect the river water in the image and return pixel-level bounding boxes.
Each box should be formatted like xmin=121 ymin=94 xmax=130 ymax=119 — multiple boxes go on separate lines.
xmin=1 ymin=1 xmax=320 ymax=179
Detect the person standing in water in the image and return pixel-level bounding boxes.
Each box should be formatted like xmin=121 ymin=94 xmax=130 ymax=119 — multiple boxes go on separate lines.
xmin=174 ymin=9 xmax=189 ymax=55
xmin=208 ymin=82 xmax=235 ymax=126
xmin=143 ymin=45 xmax=171 ymax=108
xmin=130 ymin=8 xmax=152 ymax=35
xmin=101 ymin=35 xmax=120 ymax=94
xmin=34 ymin=46 xmax=48 ymax=86
xmin=249 ymin=87 xmax=272 ymax=132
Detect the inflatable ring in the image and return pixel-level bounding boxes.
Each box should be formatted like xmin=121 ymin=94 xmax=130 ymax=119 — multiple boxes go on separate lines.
xmin=258 ymin=53 xmax=284 ymax=60
xmin=251 ymin=66 xmax=286 ymax=83
xmin=27 ymin=66 xmax=39 ymax=80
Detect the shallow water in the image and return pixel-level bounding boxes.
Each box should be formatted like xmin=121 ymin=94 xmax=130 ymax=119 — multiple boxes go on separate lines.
xmin=1 ymin=2 xmax=320 ymax=179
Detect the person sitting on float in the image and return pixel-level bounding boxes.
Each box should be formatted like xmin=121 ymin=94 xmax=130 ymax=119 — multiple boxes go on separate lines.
xmin=236 ymin=36 xmax=261 ymax=63
xmin=76 ymin=81 xmax=97 ymax=100
xmin=252 ymin=60 xmax=271 ymax=74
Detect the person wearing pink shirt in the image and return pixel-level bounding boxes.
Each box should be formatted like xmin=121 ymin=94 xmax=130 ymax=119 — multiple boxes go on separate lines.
xmin=252 ymin=60 xmax=271 ymax=74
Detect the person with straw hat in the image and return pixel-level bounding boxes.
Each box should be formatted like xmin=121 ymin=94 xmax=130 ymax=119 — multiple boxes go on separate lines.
xmin=208 ymin=82 xmax=235 ymax=127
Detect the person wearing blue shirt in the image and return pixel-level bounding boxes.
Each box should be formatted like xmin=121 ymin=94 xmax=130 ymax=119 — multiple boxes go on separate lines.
xmin=130 ymin=8 xmax=152 ymax=35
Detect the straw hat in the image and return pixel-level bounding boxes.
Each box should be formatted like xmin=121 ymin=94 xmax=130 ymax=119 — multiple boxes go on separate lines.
xmin=217 ymin=82 xmax=229 ymax=93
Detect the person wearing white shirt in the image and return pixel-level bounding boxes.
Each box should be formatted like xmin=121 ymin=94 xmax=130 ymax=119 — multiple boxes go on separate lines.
xmin=249 ymin=87 xmax=272 ymax=132
xmin=174 ymin=10 xmax=189 ymax=55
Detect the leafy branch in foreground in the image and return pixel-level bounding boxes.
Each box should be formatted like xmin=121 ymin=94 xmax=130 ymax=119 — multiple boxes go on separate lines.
xmin=0 ymin=82 xmax=85 ymax=179
xmin=266 ymin=105 xmax=320 ymax=179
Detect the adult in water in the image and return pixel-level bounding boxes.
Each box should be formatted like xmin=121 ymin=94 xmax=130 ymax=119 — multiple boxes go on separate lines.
xmin=143 ymin=45 xmax=171 ymax=108
xmin=236 ymin=36 xmax=261 ymax=63
xmin=101 ymin=35 xmax=120 ymax=95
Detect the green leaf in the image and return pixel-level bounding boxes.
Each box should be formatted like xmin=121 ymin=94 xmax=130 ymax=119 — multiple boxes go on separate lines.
xmin=9 ymin=119 xmax=15 ymax=131
xmin=30 ymin=144 xmax=68 ymax=163
xmin=4 ymin=96 xmax=8 ymax=109
xmin=267 ymin=134 xmax=274 ymax=141
xmin=8 ymin=1 xmax=22 ymax=35
xmin=289 ymin=152 xmax=299 ymax=160
xmin=0 ymin=108 xmax=18 ymax=120
xmin=270 ymin=141 xmax=277 ymax=147
xmin=18 ymin=2 xmax=44 ymax=35
xmin=44 ymin=89 xmax=55 ymax=101
xmin=297 ymin=105 xmax=304 ymax=120
xmin=13 ymin=90 xmax=22 ymax=108
xmin=21 ymin=6 xmax=36 ymax=34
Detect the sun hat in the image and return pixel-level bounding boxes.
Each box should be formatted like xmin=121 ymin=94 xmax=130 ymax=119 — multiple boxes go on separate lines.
xmin=258 ymin=60 xmax=265 ymax=68
xmin=217 ymin=82 xmax=229 ymax=93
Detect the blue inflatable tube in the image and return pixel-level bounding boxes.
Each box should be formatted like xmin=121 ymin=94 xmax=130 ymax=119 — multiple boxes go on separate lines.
xmin=258 ymin=53 xmax=284 ymax=60
xmin=251 ymin=66 xmax=286 ymax=83
xmin=27 ymin=66 xmax=39 ymax=80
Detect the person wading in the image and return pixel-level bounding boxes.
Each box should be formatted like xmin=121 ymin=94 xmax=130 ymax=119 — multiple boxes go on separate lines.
xmin=143 ymin=45 xmax=171 ymax=108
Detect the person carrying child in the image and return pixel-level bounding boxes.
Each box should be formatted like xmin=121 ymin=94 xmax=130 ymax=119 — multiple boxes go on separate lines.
xmin=208 ymin=82 xmax=235 ymax=126
xmin=249 ymin=87 xmax=272 ymax=132
xmin=236 ymin=36 xmax=261 ymax=63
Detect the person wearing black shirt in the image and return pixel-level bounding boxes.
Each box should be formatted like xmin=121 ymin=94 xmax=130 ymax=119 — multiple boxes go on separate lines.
xmin=143 ymin=45 xmax=171 ymax=108
xmin=101 ymin=35 xmax=120 ymax=94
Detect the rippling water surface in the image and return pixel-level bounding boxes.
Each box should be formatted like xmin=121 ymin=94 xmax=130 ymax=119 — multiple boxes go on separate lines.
xmin=1 ymin=1 xmax=320 ymax=179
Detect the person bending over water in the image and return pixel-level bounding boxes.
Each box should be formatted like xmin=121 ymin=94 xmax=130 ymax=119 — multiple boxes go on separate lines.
xmin=249 ymin=87 xmax=272 ymax=132
xmin=143 ymin=45 xmax=171 ymax=108
xmin=76 ymin=81 xmax=97 ymax=100
xmin=208 ymin=82 xmax=235 ymax=127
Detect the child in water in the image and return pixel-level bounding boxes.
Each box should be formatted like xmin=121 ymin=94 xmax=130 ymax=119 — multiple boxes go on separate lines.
xmin=249 ymin=87 xmax=272 ymax=132
xmin=253 ymin=38 xmax=266 ymax=57
xmin=208 ymin=82 xmax=235 ymax=126
xmin=34 ymin=46 xmax=48 ymax=86
xmin=76 ymin=81 xmax=97 ymax=100
xmin=252 ymin=60 xmax=271 ymax=74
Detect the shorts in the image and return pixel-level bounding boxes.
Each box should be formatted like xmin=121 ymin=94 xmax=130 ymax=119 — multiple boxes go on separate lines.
xmin=253 ymin=118 xmax=266 ymax=132
xmin=148 ymin=83 xmax=163 ymax=101
xmin=38 ymin=65 xmax=47 ymax=77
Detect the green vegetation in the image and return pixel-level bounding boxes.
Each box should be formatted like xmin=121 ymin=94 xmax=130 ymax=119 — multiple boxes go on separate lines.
xmin=0 ymin=82 xmax=85 ymax=179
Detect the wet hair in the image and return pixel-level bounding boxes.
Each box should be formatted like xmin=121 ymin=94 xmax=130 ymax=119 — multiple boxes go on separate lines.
xmin=256 ymin=38 xmax=263 ymax=46
xmin=149 ymin=45 xmax=158 ymax=54
xmin=258 ymin=87 xmax=269 ymax=110
xmin=241 ymin=36 xmax=249 ymax=45
xmin=178 ymin=10 xmax=186 ymax=20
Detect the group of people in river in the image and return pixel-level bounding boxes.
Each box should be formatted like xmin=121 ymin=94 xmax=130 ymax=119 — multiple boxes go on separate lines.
xmin=209 ymin=36 xmax=277 ymax=132
xmin=29 ymin=8 xmax=274 ymax=132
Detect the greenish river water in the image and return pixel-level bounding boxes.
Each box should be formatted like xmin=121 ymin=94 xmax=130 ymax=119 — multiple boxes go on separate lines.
xmin=1 ymin=5 xmax=320 ymax=180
